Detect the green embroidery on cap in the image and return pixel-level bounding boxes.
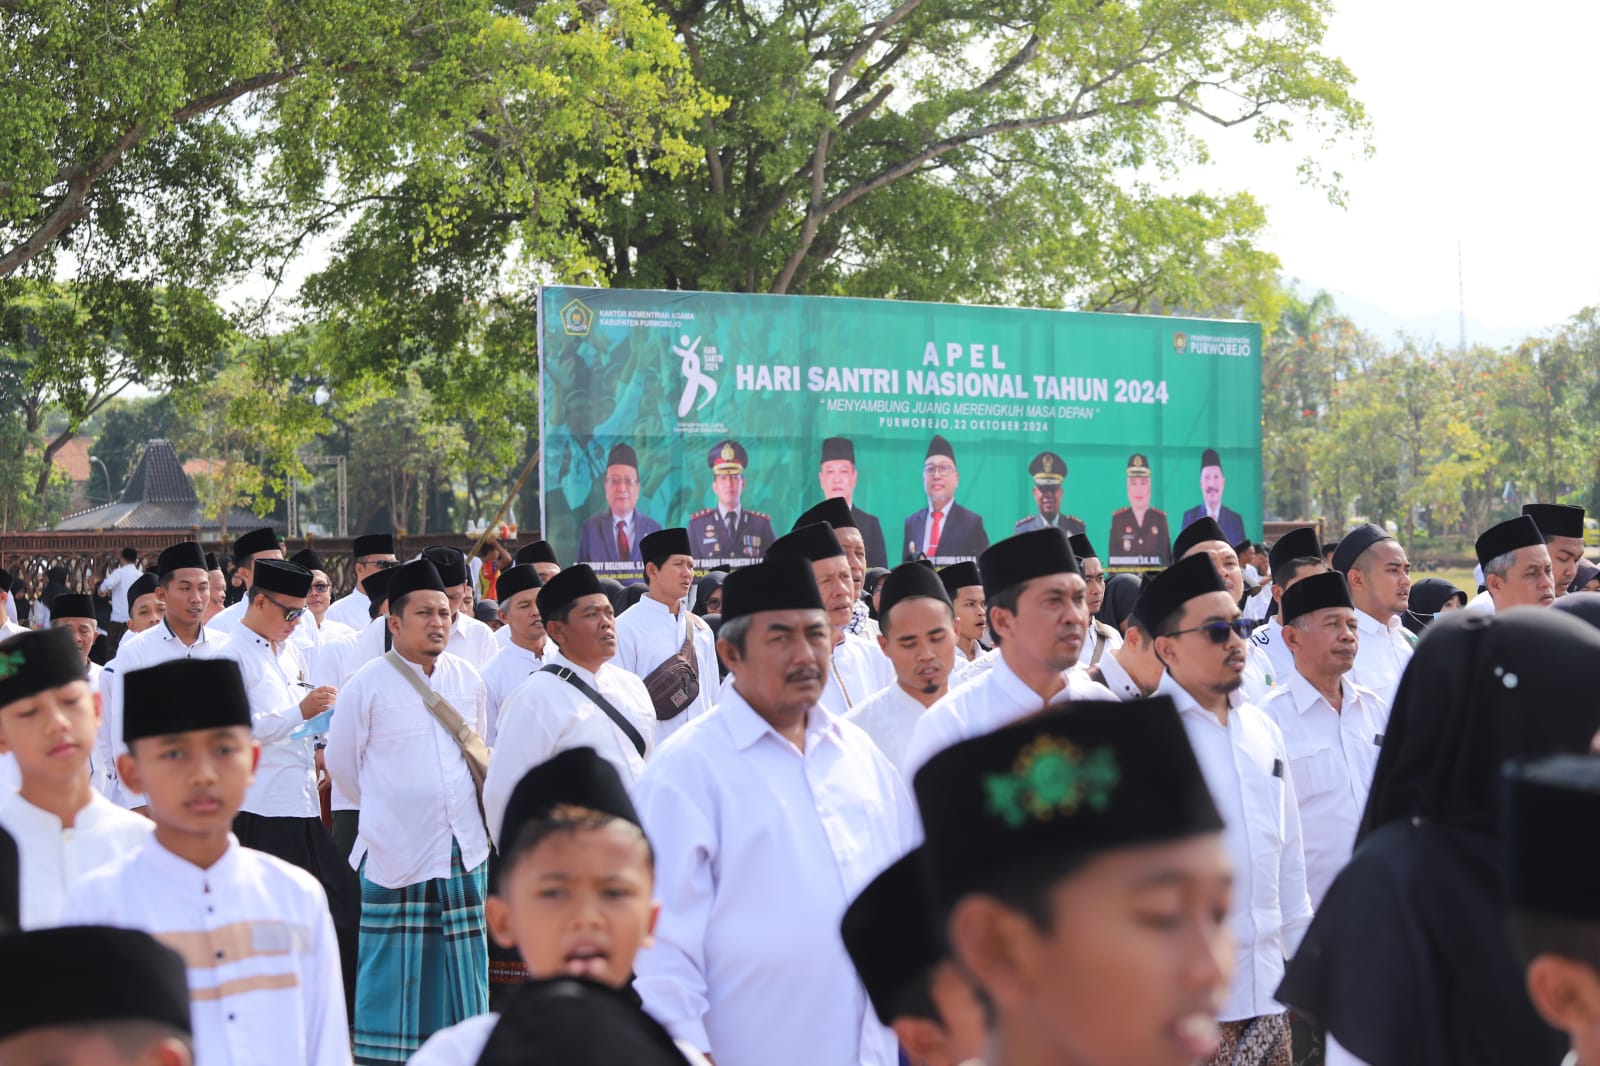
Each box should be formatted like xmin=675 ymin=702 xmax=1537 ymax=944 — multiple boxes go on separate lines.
xmin=0 ymin=650 xmax=24 ymax=681
xmin=983 ymin=736 xmax=1121 ymax=828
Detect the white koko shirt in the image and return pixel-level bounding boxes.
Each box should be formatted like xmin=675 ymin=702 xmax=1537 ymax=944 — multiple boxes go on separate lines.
xmin=220 ymin=628 xmax=320 ymax=819
xmin=64 ymin=835 xmax=351 ymax=1066
xmin=325 ymin=651 xmax=491 ymax=888
xmin=1348 ymin=608 xmax=1414 ymax=709
xmin=0 ymin=789 xmax=150 ymax=928
xmin=482 ymin=646 xmax=657 ymax=843
xmin=844 ymin=681 xmax=937 ymax=776
xmin=632 ymin=687 xmax=916 ymax=1066
xmin=477 ymin=640 xmax=546 ymax=745
xmin=613 ymin=595 xmax=719 ymax=742
xmin=1263 ymin=670 xmax=1387 ymax=907
xmin=901 ymin=652 xmax=1115 ymax=779
xmin=1159 ymin=673 xmax=1314 ymax=1022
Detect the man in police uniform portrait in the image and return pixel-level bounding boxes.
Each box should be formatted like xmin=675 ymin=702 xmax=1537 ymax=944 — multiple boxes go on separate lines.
xmin=817 ymin=436 xmax=888 ymax=568
xmin=690 ymin=439 xmax=777 ymax=561
xmin=1107 ymin=452 xmax=1172 ymax=567
xmin=1013 ymin=450 xmax=1086 ymax=535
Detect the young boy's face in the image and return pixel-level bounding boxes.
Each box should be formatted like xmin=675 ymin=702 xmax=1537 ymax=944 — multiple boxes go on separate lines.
xmin=0 ymin=681 xmax=99 ymax=782
xmin=486 ymin=822 xmax=659 ymax=990
xmin=120 ymin=726 xmax=257 ymax=837
xmin=951 ymin=834 xmax=1234 ymax=1066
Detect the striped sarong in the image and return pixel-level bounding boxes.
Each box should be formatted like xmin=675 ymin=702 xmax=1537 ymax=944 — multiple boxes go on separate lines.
xmin=353 ymin=841 xmax=489 ymax=1064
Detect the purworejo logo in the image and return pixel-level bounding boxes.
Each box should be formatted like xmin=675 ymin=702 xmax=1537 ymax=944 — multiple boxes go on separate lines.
xmin=1174 ymin=332 xmax=1252 ymax=358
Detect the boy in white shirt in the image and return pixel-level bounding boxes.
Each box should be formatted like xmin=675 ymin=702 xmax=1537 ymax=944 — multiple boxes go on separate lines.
xmin=64 ymin=657 xmax=350 ymax=1066
xmin=411 ymin=746 xmax=708 ymax=1065
xmin=0 ymin=628 xmax=149 ymax=928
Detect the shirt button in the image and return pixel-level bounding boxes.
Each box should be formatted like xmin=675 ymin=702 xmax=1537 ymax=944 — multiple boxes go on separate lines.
xmin=215 ymin=950 xmax=225 ymax=959
xmin=228 ymin=1014 xmax=236 ymax=1022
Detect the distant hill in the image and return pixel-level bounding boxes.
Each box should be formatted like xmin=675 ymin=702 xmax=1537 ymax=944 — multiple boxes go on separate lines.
xmin=1288 ymin=279 xmax=1544 ymax=351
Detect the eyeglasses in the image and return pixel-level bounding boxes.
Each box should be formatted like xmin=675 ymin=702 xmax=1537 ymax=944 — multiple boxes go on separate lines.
xmin=923 ymin=463 xmax=956 ymax=476
xmin=605 ymin=476 xmax=639 ymax=487
xmin=372 ymin=559 xmax=400 ymax=570
xmin=1166 ymin=618 xmax=1253 ymax=644
xmin=257 ymin=591 xmax=307 ymax=623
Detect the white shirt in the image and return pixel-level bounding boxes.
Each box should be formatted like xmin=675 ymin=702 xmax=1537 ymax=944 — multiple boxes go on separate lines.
xmin=328 ymin=615 xmax=388 ymax=686
xmin=449 ymin=611 xmax=500 ymax=670
xmin=99 ymin=620 xmax=232 ymax=808
xmin=920 ymin=499 xmax=954 ymax=559
xmin=1242 ymin=640 xmax=1278 ymax=703
xmin=845 ymin=682 xmax=936 ymax=775
xmin=1092 ymin=649 xmax=1156 ymax=701
xmin=632 ymin=687 xmax=916 ymax=1066
xmin=477 ymin=640 xmax=546 ymax=745
xmin=613 ymin=595 xmax=719 ymax=742
xmin=1077 ymin=620 xmax=1125 ymax=666
xmin=323 ymin=587 xmax=372 ymax=631
xmin=901 ymin=653 xmax=1116 ymax=779
xmin=819 ymin=633 xmax=894 ymax=717
xmin=494 ymin=624 xmax=512 ymax=649
xmin=208 ymin=596 xmax=249 ymax=635
xmin=1465 ymin=589 xmax=1496 ymax=614
xmin=220 ymin=628 xmax=319 ymax=819
xmin=410 ymin=1012 xmax=712 ymax=1066
xmin=0 ymin=790 xmax=150 ymax=928
xmin=97 ymin=562 xmax=142 ymax=623
xmin=1158 ymin=674 xmax=1313 ymax=1021
xmin=1250 ymin=619 xmax=1296 ymax=690
xmin=483 ymin=647 xmax=656 ymax=842
xmin=63 ymin=836 xmax=350 ymax=1066
xmin=325 ymin=651 xmax=491 ymax=888
xmin=1349 ymin=608 xmax=1414 ymax=708
xmin=289 ymin=616 xmax=358 ymax=688
xmin=1263 ymin=671 xmax=1387 ymax=908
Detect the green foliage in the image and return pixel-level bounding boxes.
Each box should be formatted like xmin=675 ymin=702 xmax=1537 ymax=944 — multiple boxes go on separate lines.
xmin=1262 ymin=290 xmax=1600 ymax=553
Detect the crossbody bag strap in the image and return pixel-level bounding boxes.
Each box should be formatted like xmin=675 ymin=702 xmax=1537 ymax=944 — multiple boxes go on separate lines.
xmin=540 ymin=664 xmax=647 ymax=757
xmin=382 ymin=651 xmax=492 ymax=830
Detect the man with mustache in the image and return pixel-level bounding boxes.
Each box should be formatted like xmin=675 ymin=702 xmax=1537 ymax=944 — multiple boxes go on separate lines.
xmin=901 ymin=528 xmax=1113 ymax=778
xmin=631 ymin=557 xmax=916 ymax=1066
xmin=1146 ymin=553 xmax=1311 ymax=1066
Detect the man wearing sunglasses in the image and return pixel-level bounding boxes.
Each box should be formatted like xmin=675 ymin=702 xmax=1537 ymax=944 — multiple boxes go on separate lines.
xmin=1173 ymin=515 xmax=1277 ymax=702
xmin=217 ymin=558 xmax=359 ymax=1013
xmin=206 ymin=526 xmax=286 ymax=636
xmin=1145 ymin=553 xmax=1312 ymax=1066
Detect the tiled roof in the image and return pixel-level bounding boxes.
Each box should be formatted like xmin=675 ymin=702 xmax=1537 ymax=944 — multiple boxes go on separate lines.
xmin=120 ymin=440 xmax=198 ymax=504
xmin=53 ymin=439 xmax=281 ymax=532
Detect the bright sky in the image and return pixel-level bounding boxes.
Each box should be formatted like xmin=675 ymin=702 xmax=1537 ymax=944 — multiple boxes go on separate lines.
xmin=1196 ymin=0 xmax=1600 ymax=335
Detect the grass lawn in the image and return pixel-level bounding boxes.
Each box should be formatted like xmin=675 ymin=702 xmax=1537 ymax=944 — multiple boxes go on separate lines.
xmin=1421 ymin=567 xmax=1478 ymax=597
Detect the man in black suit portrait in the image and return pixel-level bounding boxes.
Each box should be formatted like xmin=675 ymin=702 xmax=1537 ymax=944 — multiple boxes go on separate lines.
xmin=1180 ymin=447 xmax=1246 ymax=548
xmin=817 ymin=436 xmax=888 ymax=568
xmin=902 ymin=434 xmax=989 ymax=563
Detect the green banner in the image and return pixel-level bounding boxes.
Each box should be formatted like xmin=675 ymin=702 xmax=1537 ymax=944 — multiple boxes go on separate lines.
xmin=539 ymin=287 xmax=1261 ymax=578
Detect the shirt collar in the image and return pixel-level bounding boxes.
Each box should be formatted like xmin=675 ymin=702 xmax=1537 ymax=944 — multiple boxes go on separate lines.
xmin=610 ymin=511 xmax=636 ymax=527
xmin=545 ymin=645 xmax=602 ymax=687
xmin=160 ymin=619 xmax=212 ymax=646
xmin=1286 ymin=668 xmax=1354 ymax=714
xmin=721 ymin=683 xmax=842 ymax=753
xmin=1355 ymin=608 xmax=1399 ymax=635
xmin=1156 ymin=671 xmax=1243 ymax=723
xmin=637 ymin=595 xmax=684 ymax=621
xmin=991 ymin=650 xmax=1076 ymax=709
xmin=927 ymin=499 xmax=952 ymax=518
xmin=718 ymin=506 xmax=740 ymax=522
xmin=1098 ymin=650 xmax=1156 ymax=700
xmin=143 ymin=833 xmax=241 ymax=882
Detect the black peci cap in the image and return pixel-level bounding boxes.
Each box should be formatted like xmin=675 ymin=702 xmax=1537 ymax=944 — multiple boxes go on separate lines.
xmin=719 ymin=558 xmax=825 ymax=622
xmin=353 ymin=533 xmax=396 ymax=558
xmin=250 ymin=559 xmax=313 ymax=598
xmin=1172 ymin=517 xmax=1227 ymax=560
xmin=0 ymin=926 xmax=192 ymax=1040
xmin=1522 ymin=503 xmax=1585 ymax=541
xmin=1280 ymin=571 xmax=1355 ymax=625
xmin=914 ymin=696 xmax=1223 ymax=917
xmin=1332 ymin=523 xmax=1393 ymax=575
xmin=639 ymin=528 xmax=692 ymax=567
xmin=767 ymin=522 xmax=845 ymax=563
xmin=157 ymin=541 xmax=208 ymax=577
xmin=1268 ymin=526 xmax=1322 ymax=577
xmin=841 ymin=848 xmax=946 ymax=1026
xmin=123 ymin=659 xmax=252 ymax=742
xmin=878 ymin=562 xmax=952 ymax=627
xmin=536 ymin=565 xmax=607 ymax=621
xmin=0 ymin=629 xmax=87 ymax=708
xmin=1475 ymin=515 xmax=1545 ymax=570
xmin=976 ymin=528 xmax=1078 ymax=599
xmin=231 ymin=527 xmax=280 ymax=560
xmin=496 ymin=564 xmax=544 ymax=605
xmin=1130 ymin=553 xmax=1227 ymax=634
xmin=793 ymin=497 xmax=858 ymax=532
xmin=420 ymin=546 xmax=469 ymax=587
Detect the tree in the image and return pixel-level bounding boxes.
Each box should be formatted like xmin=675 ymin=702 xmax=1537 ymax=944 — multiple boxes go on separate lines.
xmin=0 ymin=279 xmax=231 ymax=525
xmin=1 ymin=1 xmax=710 ymax=287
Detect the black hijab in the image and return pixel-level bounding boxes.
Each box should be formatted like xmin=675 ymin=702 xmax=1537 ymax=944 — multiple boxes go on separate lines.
xmin=1400 ymin=577 xmax=1464 ymax=636
xmin=692 ymin=571 xmax=726 ymax=616
xmin=39 ymin=567 xmax=69 ymax=613
xmin=1097 ymin=572 xmax=1141 ymax=632
xmin=1279 ymin=608 xmax=1600 ymax=1066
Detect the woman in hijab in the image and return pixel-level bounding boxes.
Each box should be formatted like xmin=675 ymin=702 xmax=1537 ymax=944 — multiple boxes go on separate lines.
xmin=597 ymin=577 xmax=628 ymax=615
xmin=1401 ymin=577 xmax=1466 ymax=635
xmin=1096 ymin=572 xmax=1141 ymax=635
xmin=692 ymin=571 xmax=726 ymax=617
xmin=1276 ymin=608 xmax=1600 ymax=1066
xmin=31 ymin=566 xmax=70 ymax=627
xmin=1569 ymin=559 xmax=1600 ymax=594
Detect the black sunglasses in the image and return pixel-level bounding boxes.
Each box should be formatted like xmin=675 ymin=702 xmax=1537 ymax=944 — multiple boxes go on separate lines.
xmin=1167 ymin=618 xmax=1253 ymax=644
xmin=258 ymin=591 xmax=307 ymax=623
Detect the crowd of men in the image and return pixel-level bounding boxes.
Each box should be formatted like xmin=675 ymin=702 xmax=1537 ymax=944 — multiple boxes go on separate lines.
xmin=0 ymin=499 xmax=1597 ymax=1066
